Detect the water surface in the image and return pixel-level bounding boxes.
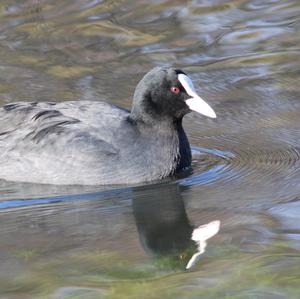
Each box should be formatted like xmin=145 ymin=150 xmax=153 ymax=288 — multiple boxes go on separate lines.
xmin=0 ymin=0 xmax=300 ymax=298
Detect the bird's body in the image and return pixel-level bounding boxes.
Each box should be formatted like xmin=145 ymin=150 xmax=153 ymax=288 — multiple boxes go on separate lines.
xmin=0 ymin=101 xmax=183 ymax=185
xmin=0 ymin=67 xmax=216 ymax=185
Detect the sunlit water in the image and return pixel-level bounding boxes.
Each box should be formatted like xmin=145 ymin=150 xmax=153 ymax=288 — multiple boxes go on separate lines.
xmin=0 ymin=0 xmax=300 ymax=298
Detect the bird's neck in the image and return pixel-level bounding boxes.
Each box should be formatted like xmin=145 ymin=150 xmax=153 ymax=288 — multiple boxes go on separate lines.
xmin=127 ymin=115 xmax=192 ymax=173
xmin=128 ymin=112 xmax=176 ymax=133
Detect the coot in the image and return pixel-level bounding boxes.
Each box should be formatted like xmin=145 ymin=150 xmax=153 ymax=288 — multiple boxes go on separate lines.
xmin=0 ymin=67 xmax=216 ymax=185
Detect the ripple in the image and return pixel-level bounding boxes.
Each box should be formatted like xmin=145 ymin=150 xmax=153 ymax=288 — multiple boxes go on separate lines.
xmin=230 ymin=146 xmax=300 ymax=183
xmin=179 ymin=146 xmax=234 ymax=186
xmin=181 ymin=144 xmax=300 ymax=189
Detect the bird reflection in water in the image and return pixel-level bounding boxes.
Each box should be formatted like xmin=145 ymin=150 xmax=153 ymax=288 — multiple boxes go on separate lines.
xmin=132 ymin=183 xmax=220 ymax=270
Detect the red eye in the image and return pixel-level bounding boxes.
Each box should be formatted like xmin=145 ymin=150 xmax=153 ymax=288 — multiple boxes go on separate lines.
xmin=170 ymin=86 xmax=180 ymax=94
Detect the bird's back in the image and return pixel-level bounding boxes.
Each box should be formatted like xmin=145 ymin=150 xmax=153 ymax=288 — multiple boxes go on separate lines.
xmin=0 ymin=101 xmax=133 ymax=185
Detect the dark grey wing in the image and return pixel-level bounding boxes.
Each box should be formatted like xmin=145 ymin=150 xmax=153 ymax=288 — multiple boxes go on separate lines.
xmin=2 ymin=102 xmax=119 ymax=151
xmin=0 ymin=102 xmax=39 ymax=134
xmin=0 ymin=101 xmax=122 ymax=184
xmin=0 ymin=102 xmax=78 ymax=136
xmin=0 ymin=101 xmax=126 ymax=148
xmin=54 ymin=100 xmax=131 ymax=139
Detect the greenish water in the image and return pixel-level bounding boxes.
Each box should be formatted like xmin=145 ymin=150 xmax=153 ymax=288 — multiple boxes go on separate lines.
xmin=0 ymin=0 xmax=300 ymax=298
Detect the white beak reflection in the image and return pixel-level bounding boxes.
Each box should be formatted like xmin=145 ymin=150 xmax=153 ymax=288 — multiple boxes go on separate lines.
xmin=186 ymin=220 xmax=220 ymax=270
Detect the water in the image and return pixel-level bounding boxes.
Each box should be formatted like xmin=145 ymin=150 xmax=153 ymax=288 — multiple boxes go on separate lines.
xmin=0 ymin=0 xmax=300 ymax=298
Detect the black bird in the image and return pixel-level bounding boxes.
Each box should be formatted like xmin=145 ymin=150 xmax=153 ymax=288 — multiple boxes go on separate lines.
xmin=0 ymin=67 xmax=216 ymax=185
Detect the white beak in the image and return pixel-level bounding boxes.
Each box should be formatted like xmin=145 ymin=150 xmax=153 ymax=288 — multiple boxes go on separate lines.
xmin=178 ymin=74 xmax=216 ymax=118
